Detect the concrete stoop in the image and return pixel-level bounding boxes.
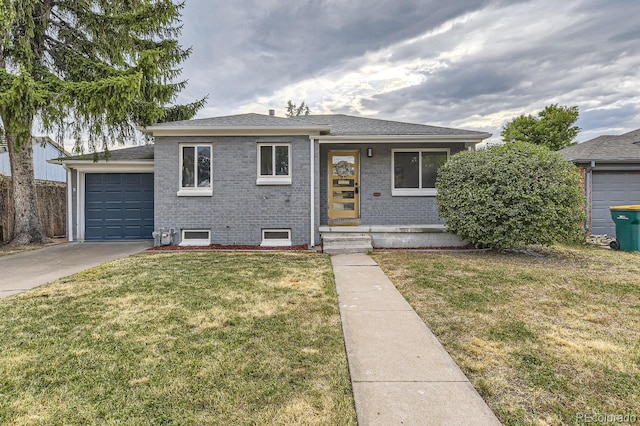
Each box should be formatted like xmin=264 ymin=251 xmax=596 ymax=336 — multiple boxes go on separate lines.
xmin=322 ymin=233 xmax=373 ymax=254
xmin=319 ymin=224 xmax=468 ymax=249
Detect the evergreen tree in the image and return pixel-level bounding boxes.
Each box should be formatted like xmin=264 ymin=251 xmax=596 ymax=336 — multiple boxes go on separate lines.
xmin=286 ymin=100 xmax=310 ymax=117
xmin=0 ymin=0 xmax=204 ymax=245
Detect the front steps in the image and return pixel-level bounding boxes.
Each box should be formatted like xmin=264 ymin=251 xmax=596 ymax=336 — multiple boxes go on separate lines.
xmin=322 ymin=233 xmax=373 ymax=255
xmin=320 ymin=225 xmax=468 ymax=253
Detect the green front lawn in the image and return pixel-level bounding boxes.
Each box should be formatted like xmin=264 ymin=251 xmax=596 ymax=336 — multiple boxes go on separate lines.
xmin=373 ymin=246 xmax=640 ymax=426
xmin=0 ymin=252 xmax=356 ymax=425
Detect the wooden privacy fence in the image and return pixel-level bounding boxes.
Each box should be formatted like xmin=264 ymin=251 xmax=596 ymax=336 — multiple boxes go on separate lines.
xmin=0 ymin=175 xmax=66 ymax=242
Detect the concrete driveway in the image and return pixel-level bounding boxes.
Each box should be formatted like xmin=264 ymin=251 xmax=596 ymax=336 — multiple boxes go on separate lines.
xmin=0 ymin=241 xmax=152 ymax=299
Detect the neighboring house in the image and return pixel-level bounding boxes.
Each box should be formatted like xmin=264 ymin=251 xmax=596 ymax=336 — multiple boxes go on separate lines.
xmin=0 ymin=136 xmax=68 ymax=182
xmin=55 ymin=113 xmax=490 ymax=248
xmin=561 ymin=129 xmax=640 ymax=236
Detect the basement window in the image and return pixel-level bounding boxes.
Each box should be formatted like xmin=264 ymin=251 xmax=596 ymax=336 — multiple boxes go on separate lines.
xmin=261 ymin=229 xmax=292 ymax=247
xmin=180 ymin=229 xmax=211 ymax=246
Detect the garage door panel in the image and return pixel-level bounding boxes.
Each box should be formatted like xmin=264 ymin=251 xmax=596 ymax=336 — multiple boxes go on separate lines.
xmin=85 ymin=173 xmax=154 ymax=240
xmin=85 ymin=174 xmax=102 ymax=184
xmin=105 ymin=208 xmax=125 ymax=220
xmin=591 ymin=172 xmax=640 ymax=236
xmin=608 ymin=190 xmax=628 ymax=202
xmin=124 ymin=191 xmax=151 ymax=202
xmin=104 ymin=174 xmax=125 ymax=184
xmin=124 ymin=174 xmax=148 ymax=184
xmin=123 ymin=208 xmax=146 ymax=220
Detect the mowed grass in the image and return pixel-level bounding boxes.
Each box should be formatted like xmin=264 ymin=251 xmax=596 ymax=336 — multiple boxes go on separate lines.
xmin=0 ymin=252 xmax=356 ymax=425
xmin=373 ymin=246 xmax=640 ymax=426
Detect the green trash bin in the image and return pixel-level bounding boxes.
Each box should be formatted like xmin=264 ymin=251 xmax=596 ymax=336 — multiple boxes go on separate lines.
xmin=609 ymin=205 xmax=640 ymax=251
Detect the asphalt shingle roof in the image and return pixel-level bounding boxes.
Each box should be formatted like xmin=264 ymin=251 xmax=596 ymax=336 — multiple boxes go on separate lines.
xmin=147 ymin=113 xmax=490 ymax=137
xmin=148 ymin=113 xmax=327 ymax=129
xmin=560 ymin=129 xmax=640 ymax=162
xmin=66 ymin=114 xmax=491 ymax=162
xmin=289 ymin=114 xmax=489 ymax=136
xmin=64 ymin=144 xmax=154 ymax=161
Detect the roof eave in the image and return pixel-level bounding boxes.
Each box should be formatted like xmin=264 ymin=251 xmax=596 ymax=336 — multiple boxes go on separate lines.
xmin=48 ymin=158 xmax=154 ymax=173
xmin=48 ymin=158 xmax=153 ymax=165
xmin=138 ymin=125 xmax=330 ymax=136
xmin=315 ymin=134 xmax=491 ymax=143
xmin=569 ymin=158 xmax=640 ymax=164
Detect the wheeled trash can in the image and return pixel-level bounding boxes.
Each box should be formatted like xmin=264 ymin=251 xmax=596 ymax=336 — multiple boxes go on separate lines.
xmin=609 ymin=205 xmax=640 ymax=251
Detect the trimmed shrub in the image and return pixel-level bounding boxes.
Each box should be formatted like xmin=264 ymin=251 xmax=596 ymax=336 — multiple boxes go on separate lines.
xmin=436 ymin=142 xmax=585 ymax=249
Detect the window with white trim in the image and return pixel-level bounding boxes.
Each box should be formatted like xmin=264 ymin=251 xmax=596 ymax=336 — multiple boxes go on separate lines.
xmin=392 ymin=149 xmax=449 ymax=196
xmin=180 ymin=229 xmax=211 ymax=246
xmin=179 ymin=144 xmax=212 ymax=196
xmin=260 ymin=229 xmax=292 ymax=246
xmin=257 ymin=143 xmax=291 ymax=185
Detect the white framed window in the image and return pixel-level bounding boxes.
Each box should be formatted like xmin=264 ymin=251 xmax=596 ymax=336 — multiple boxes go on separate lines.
xmin=260 ymin=229 xmax=292 ymax=247
xmin=180 ymin=229 xmax=211 ymax=246
xmin=256 ymin=143 xmax=291 ymax=185
xmin=392 ymin=149 xmax=449 ymax=196
xmin=178 ymin=144 xmax=212 ymax=196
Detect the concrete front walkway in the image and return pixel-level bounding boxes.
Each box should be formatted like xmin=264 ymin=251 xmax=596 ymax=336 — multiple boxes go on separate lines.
xmin=331 ymin=253 xmax=500 ymax=426
xmin=0 ymin=241 xmax=152 ymax=299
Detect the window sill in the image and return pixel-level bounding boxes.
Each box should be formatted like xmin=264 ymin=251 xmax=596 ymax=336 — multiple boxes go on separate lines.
xmin=392 ymin=188 xmax=437 ymax=197
xmin=256 ymin=177 xmax=292 ymax=185
xmin=260 ymin=240 xmax=292 ymax=247
xmin=177 ymin=189 xmax=213 ymax=197
xmin=179 ymin=240 xmax=211 ymax=246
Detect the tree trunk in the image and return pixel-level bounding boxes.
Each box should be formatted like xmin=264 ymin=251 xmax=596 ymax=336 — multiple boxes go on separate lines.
xmin=6 ymin=133 xmax=49 ymax=246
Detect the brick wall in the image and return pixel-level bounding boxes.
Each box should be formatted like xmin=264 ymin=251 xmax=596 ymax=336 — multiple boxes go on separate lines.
xmin=576 ymin=165 xmax=590 ymax=233
xmin=319 ymin=143 xmax=467 ymax=226
xmin=154 ymin=136 xmax=313 ymax=245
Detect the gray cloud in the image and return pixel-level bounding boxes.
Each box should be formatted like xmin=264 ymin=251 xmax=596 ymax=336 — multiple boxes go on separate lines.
xmin=179 ymin=0 xmax=497 ymax=101
xmin=175 ymin=0 xmax=640 ymax=141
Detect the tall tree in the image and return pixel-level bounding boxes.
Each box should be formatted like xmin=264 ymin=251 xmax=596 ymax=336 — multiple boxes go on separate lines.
xmin=285 ymin=100 xmax=310 ymax=117
xmin=0 ymin=0 xmax=204 ymax=245
xmin=501 ymin=104 xmax=580 ymax=151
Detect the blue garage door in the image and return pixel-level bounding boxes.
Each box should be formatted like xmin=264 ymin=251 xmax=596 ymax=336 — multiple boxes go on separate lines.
xmin=85 ymin=173 xmax=154 ymax=240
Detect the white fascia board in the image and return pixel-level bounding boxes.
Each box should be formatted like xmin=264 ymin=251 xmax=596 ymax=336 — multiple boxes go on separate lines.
xmin=316 ymin=134 xmax=491 ymax=144
xmin=56 ymin=160 xmax=154 ymax=173
xmin=138 ymin=126 xmax=329 ymax=137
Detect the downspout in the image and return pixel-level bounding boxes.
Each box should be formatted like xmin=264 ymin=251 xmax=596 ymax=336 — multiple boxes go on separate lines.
xmin=585 ymin=161 xmax=595 ymax=233
xmin=66 ymin=166 xmax=73 ymax=242
xmin=309 ymin=136 xmax=315 ymax=247
xmin=78 ymin=171 xmax=84 ymax=241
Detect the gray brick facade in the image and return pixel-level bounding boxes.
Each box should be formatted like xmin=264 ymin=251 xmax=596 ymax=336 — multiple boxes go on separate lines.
xmin=154 ymin=135 xmax=315 ymax=246
xmin=61 ymin=114 xmax=490 ymax=244
xmin=319 ymin=143 xmax=467 ymax=226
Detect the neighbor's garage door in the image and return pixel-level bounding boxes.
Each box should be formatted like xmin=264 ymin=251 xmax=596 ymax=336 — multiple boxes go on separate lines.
xmin=85 ymin=173 xmax=154 ymax=240
xmin=592 ymin=171 xmax=640 ymax=236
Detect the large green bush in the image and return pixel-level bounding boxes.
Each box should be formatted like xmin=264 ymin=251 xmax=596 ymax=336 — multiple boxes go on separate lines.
xmin=436 ymin=142 xmax=585 ymax=248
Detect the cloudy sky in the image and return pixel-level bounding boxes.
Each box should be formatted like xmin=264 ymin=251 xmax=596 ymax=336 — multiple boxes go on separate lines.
xmin=172 ymin=0 xmax=639 ymax=144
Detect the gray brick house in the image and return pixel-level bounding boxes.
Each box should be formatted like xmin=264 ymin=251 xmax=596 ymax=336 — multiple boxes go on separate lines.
xmin=57 ymin=113 xmax=490 ymax=249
